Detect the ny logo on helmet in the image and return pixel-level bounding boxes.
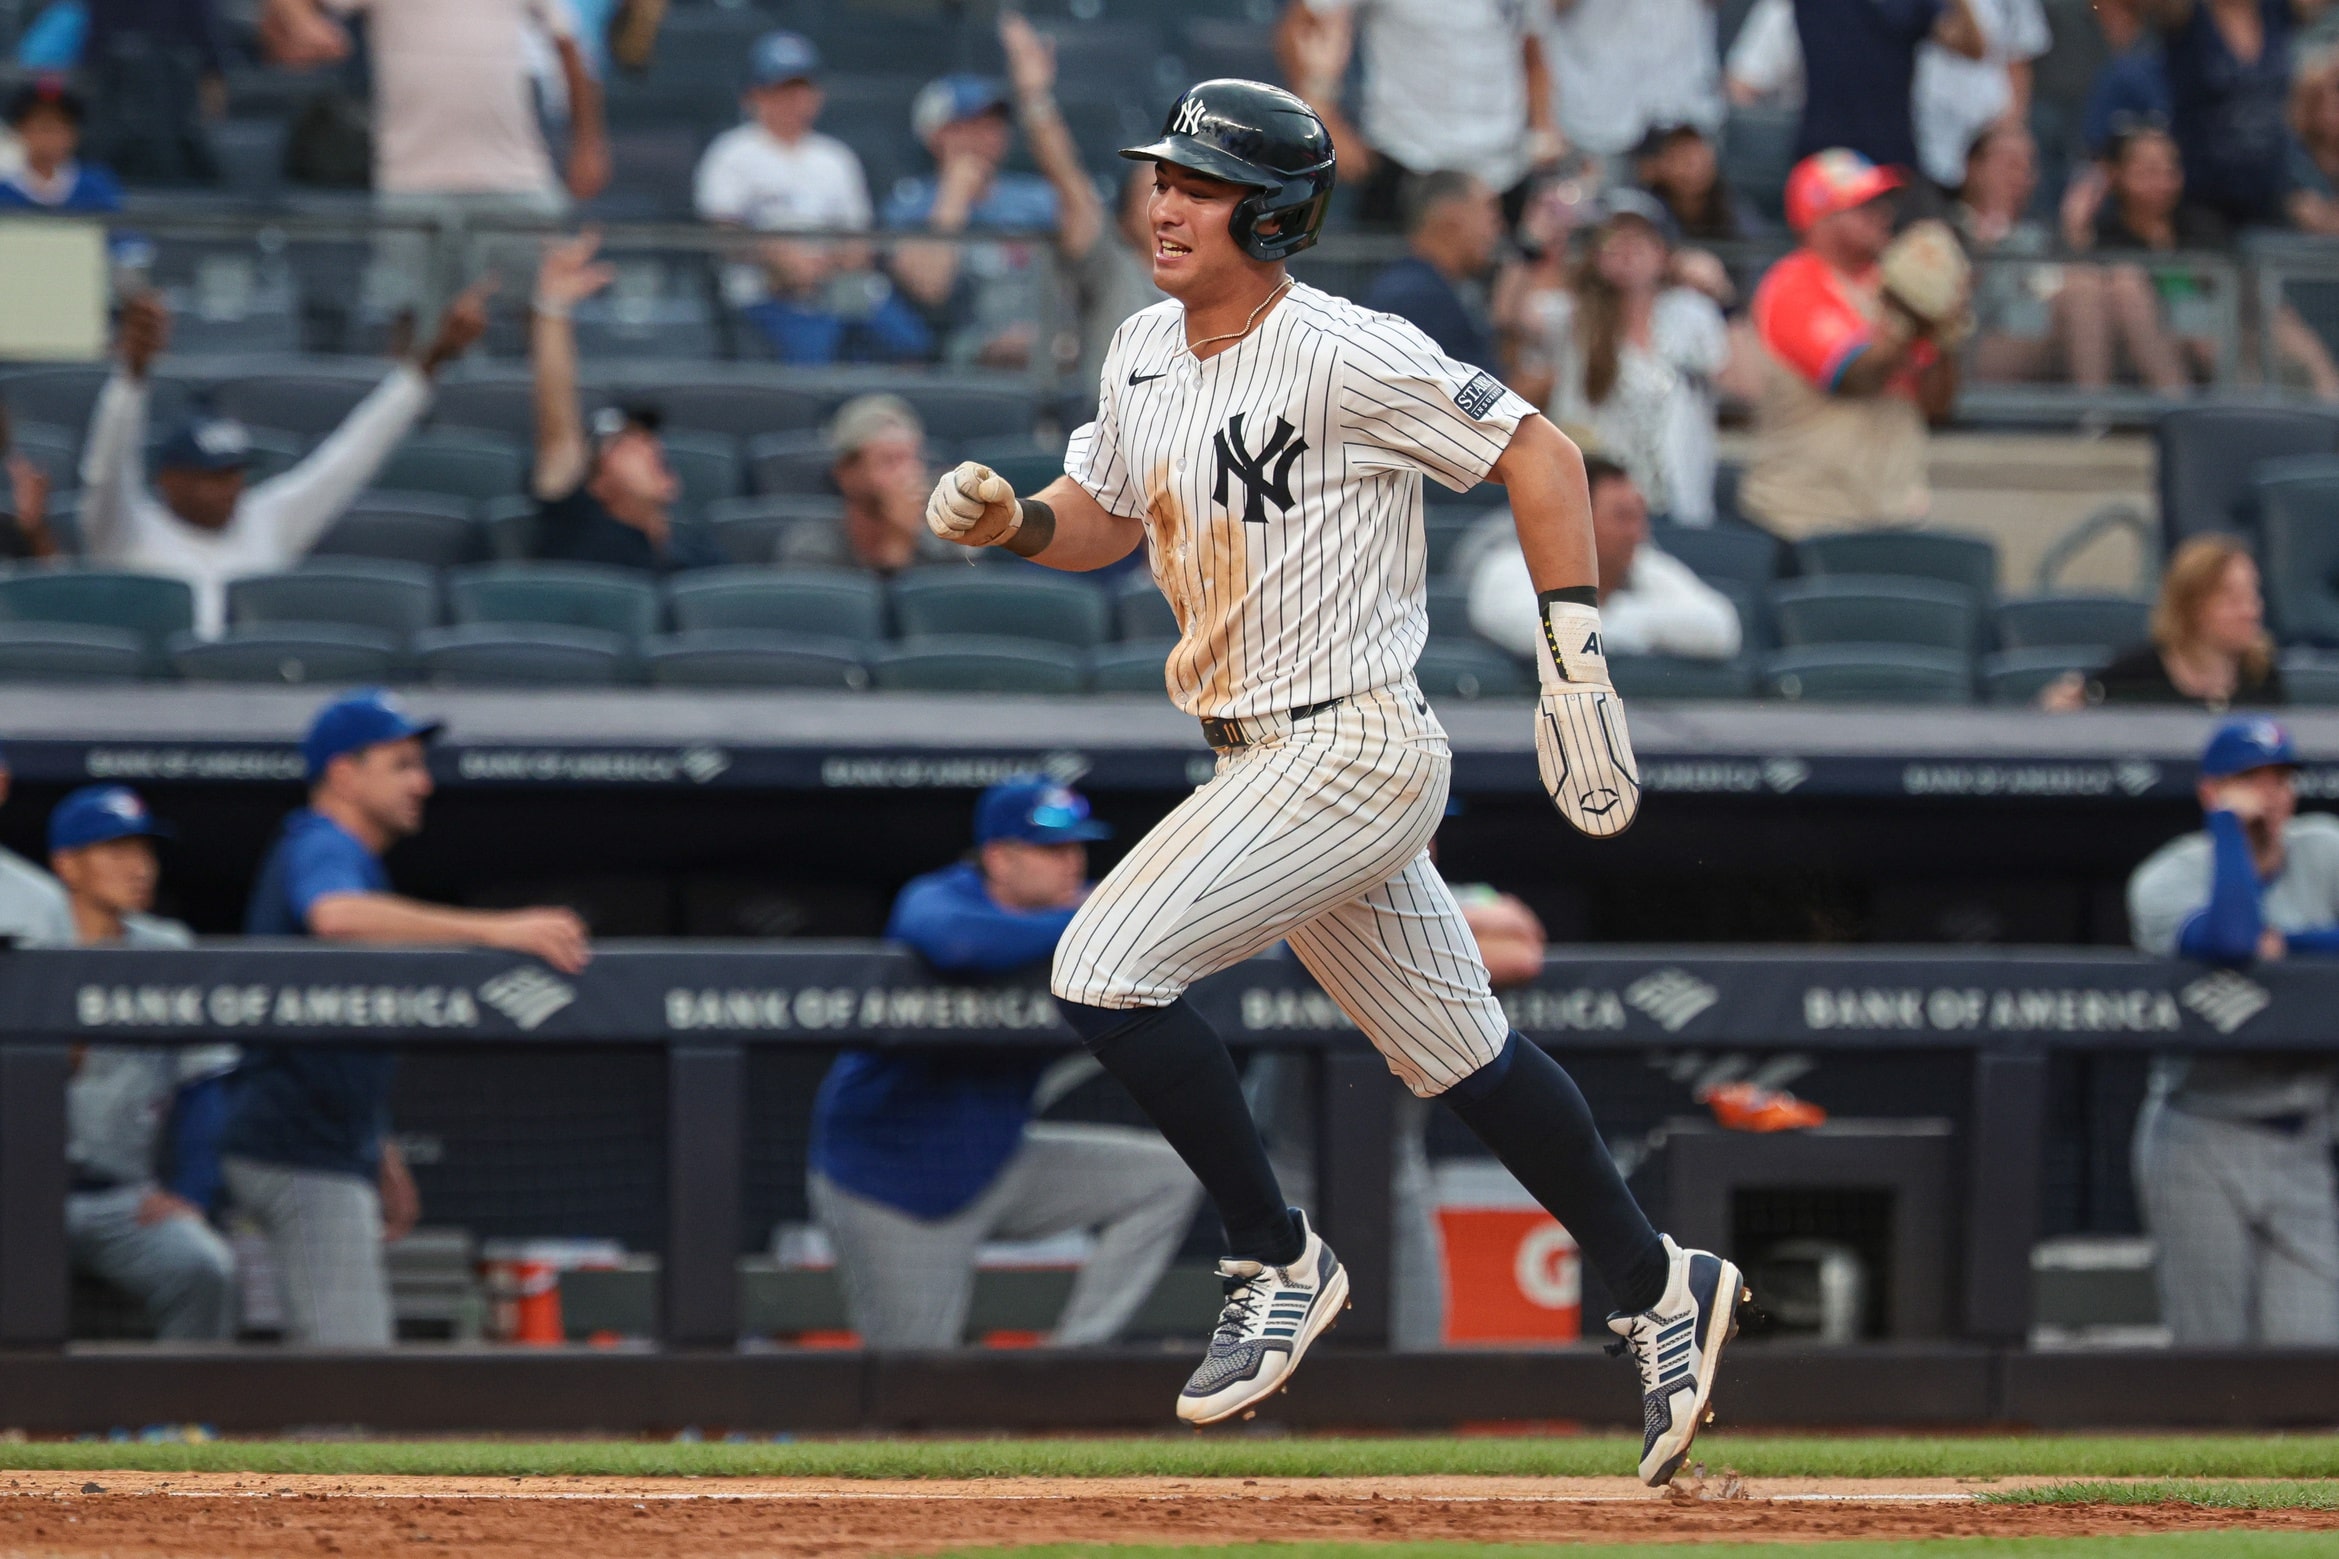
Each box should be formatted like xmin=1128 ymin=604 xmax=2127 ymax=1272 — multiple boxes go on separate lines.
xmin=1174 ymin=95 xmax=1208 ymax=136
xmin=1213 ymin=412 xmax=1307 ymax=524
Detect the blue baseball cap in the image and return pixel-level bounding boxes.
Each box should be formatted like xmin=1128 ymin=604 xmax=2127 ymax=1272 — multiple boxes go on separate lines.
xmin=155 ymin=415 xmax=254 ymax=474
xmin=49 ymin=784 xmax=172 ymax=853
xmin=302 ymin=688 xmax=441 ymax=782
xmin=748 ymin=30 xmax=821 ymax=87
xmin=913 ymin=73 xmax=1011 ymax=140
xmin=2201 ymin=716 xmax=2298 ymax=778
xmin=975 ymin=777 xmax=1112 ymax=846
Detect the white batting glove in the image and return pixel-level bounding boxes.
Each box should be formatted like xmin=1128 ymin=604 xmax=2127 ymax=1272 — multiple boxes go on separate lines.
xmin=924 ymin=461 xmax=1022 ymax=549
xmin=1532 ymin=595 xmax=1640 ymax=838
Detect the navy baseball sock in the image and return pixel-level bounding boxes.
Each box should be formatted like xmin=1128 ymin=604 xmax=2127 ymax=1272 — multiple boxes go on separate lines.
xmin=1443 ymin=1032 xmax=1670 ymax=1314
xmin=1056 ymin=996 xmax=1304 ymax=1265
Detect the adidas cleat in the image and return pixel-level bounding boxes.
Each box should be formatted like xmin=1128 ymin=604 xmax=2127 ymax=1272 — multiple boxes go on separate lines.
xmin=1605 ymin=1235 xmax=1745 ymax=1487
xmin=1177 ymin=1209 xmax=1348 ymax=1426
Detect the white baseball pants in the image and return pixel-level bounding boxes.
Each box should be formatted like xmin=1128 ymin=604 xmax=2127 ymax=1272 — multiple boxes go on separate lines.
xmin=1051 ymin=679 xmax=1510 ymax=1097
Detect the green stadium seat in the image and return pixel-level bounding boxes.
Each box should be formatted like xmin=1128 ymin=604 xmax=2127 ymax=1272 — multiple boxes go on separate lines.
xmin=889 ymin=383 xmax=1038 ymax=441
xmin=372 ymin=431 xmax=527 ymax=508
xmin=891 ymin=568 xmax=1111 ymax=648
xmin=665 ymin=567 xmax=885 ymax=641
xmin=746 ymin=431 xmax=836 ymax=496
xmin=1764 ymin=646 xmax=1975 ymax=703
xmin=1115 ymin=576 xmax=1179 ymax=640
xmin=659 ymin=430 xmax=745 ymax=519
xmin=2255 ymin=459 xmax=2339 ymax=645
xmin=634 ymin=381 xmax=831 ymax=441
xmin=227 ymin=560 xmax=439 ymax=638
xmin=1770 ymin=576 xmax=1983 ymax=653
xmin=1425 ymin=577 xmax=1473 ymax=637
xmin=1090 ymin=639 xmax=1173 ymax=694
xmin=212 ymin=372 xmax=383 ymax=439
xmin=1607 ymin=653 xmax=1760 ymax=700
xmin=170 ymin=625 xmax=403 ymax=684
xmin=2157 ymin=404 xmax=2339 ymax=551
xmin=703 ymin=496 xmax=845 ymax=567
xmin=448 ymin=562 xmax=662 ymax=638
xmin=1650 ymin=521 xmax=1782 ymax=588
xmin=643 ymin=630 xmax=868 ymax=689
xmin=0 ymin=568 xmax=195 ymax=654
xmin=1980 ymin=648 xmax=2106 ymax=705
xmin=1415 ymin=638 xmax=1532 ymax=699
xmin=0 ymin=364 xmax=193 ymax=435
xmin=1795 ymin=529 xmax=2000 ymax=599
xmin=958 ymin=442 xmax=1065 ymax=495
xmin=414 ymin=624 xmax=632 ymax=686
xmin=2281 ymin=650 xmax=2339 ymax=705
xmin=313 ymin=493 xmax=485 ymax=569
xmin=0 ymin=623 xmax=147 ymax=681
xmin=430 ymin=377 xmax=538 ymax=443
xmin=871 ymin=635 xmax=1090 ymax=693
xmin=1994 ymin=594 xmax=2151 ymax=652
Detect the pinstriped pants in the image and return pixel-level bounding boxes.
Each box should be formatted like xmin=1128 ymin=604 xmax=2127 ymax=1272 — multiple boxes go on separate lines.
xmin=1052 ymin=679 xmax=1510 ymax=1098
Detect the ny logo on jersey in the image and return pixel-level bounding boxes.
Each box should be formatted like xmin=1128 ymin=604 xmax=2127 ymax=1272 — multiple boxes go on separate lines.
xmin=1212 ymin=412 xmax=1307 ymax=524
xmin=1173 ymin=95 xmax=1208 ymax=136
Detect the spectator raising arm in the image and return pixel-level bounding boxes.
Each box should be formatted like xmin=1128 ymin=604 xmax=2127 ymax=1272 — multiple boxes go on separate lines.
xmin=530 ymin=232 xmax=617 ymax=500
xmin=1274 ymin=3 xmax=1370 ymax=176
xmin=75 ymin=291 xmax=167 ymax=561
xmin=999 ymin=12 xmax=1100 ymax=262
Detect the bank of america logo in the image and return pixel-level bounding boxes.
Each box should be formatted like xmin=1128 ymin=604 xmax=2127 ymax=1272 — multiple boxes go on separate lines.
xmin=1626 ymin=969 xmax=1720 ymax=1033
xmin=2180 ymin=971 xmax=2270 ymax=1035
xmin=478 ymin=967 xmax=577 ymax=1031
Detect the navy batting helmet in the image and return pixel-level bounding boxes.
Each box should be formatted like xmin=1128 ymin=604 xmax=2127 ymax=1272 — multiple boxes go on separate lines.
xmin=1121 ymin=79 xmax=1336 ymax=262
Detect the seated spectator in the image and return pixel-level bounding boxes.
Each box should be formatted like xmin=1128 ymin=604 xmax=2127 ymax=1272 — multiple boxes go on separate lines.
xmin=808 ymin=778 xmax=1201 ymax=1349
xmin=740 ymin=243 xmax=933 ymax=367
xmin=885 ymin=75 xmax=1059 ymax=367
xmin=1957 ymin=121 xmax=2121 ymax=386
xmin=78 ymin=287 xmax=490 ymax=636
xmin=1469 ymin=455 xmax=1742 ymax=662
xmin=1526 ymin=191 xmax=1728 ymax=524
xmin=1632 ymin=123 xmax=1765 ymax=242
xmin=52 ymin=785 xmax=237 ymax=1342
xmin=1786 ymin=0 xmax=1984 ymax=197
xmin=223 ymin=691 xmax=590 ymax=1347
xmin=2128 ymin=717 xmax=2339 ymax=1346
xmin=1742 ymin=151 xmax=1961 ymax=538
xmin=2151 ymin=0 xmax=2305 ymax=230
xmin=2286 ymin=44 xmax=2339 ymax=236
xmin=2081 ymin=0 xmax=2171 ymax=156
xmin=0 ymin=79 xmax=121 ymax=211
xmin=1912 ymin=0 xmax=2051 ymax=190
xmin=0 ymin=746 xmax=70 ymax=945
xmin=693 ymin=33 xmax=869 ymax=233
xmin=528 ymin=234 xmax=719 ymax=573
xmin=777 ymin=395 xmax=954 ymax=574
xmin=1362 ymin=171 xmax=1506 ymax=378
xmin=2043 ymin=533 xmax=2283 ymax=709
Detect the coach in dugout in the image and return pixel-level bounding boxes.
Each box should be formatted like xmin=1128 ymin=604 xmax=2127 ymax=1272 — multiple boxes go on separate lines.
xmin=2128 ymin=717 xmax=2339 ymax=1346
xmin=807 ymin=777 xmax=1200 ymax=1349
xmin=222 ymin=690 xmax=590 ymax=1347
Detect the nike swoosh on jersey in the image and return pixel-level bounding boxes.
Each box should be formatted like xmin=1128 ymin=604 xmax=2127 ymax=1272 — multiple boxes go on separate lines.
xmin=1128 ymin=370 xmax=1168 ymax=385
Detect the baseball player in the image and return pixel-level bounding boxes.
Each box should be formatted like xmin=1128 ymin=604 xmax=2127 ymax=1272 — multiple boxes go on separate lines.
xmin=921 ymin=78 xmax=1743 ymax=1485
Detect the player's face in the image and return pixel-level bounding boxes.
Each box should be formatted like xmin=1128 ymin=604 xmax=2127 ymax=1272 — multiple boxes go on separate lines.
xmin=340 ymin=738 xmax=434 ymax=840
xmin=982 ymin=839 xmax=1087 ymax=911
xmin=1147 ymin=162 xmax=1250 ymax=297
xmin=53 ymin=837 xmax=158 ymax=920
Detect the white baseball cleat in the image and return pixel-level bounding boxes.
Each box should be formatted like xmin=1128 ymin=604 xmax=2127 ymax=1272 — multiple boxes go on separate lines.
xmin=1605 ymin=1235 xmax=1747 ymax=1487
xmin=1176 ymin=1209 xmax=1348 ymax=1426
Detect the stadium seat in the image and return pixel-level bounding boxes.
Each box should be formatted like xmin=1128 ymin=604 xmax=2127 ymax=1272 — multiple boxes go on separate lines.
xmin=0 ymin=569 xmax=196 ymax=654
xmin=1414 ymin=638 xmax=1532 ymax=699
xmin=312 ymin=493 xmax=486 ymax=568
xmin=226 ymin=560 xmax=440 ymax=638
xmin=1607 ymin=653 xmax=1760 ymax=700
xmin=414 ymin=624 xmax=632 ymax=686
xmin=958 ymin=442 xmax=1065 ymax=495
xmin=0 ymin=365 xmax=191 ymax=434
xmin=170 ymin=624 xmax=403 ymax=684
xmin=804 ymin=11 xmax=960 ymax=75
xmin=1980 ymin=647 xmax=2106 ymax=706
xmin=1180 ymin=17 xmax=1278 ymax=81
xmin=1424 ymin=510 xmax=1486 ymax=575
xmin=2283 ymin=650 xmax=2339 ymax=704
xmin=448 ymin=562 xmax=663 ymax=639
xmin=1651 ymin=520 xmax=1782 ymax=588
xmin=482 ymin=495 xmax=539 ymax=561
xmin=0 ymin=623 xmax=147 ymax=681
xmin=1721 ymin=106 xmax=1799 ymax=224
xmin=642 ymin=629 xmax=869 ymax=690
xmin=5 ymin=420 xmax=78 ymax=486
xmin=871 ymin=635 xmax=1090 ymax=693
xmin=1090 ymin=639 xmax=1174 ymax=694
xmin=1795 ymin=529 xmax=2000 ymax=599
xmin=211 ymin=371 xmax=388 ymax=438
xmin=1770 ymin=576 xmax=1983 ymax=653
xmin=647 ymin=382 xmax=832 ymax=441
xmin=430 ymin=377 xmax=539 ymax=442
xmin=2156 ymin=404 xmax=2339 ymax=551
xmin=1115 ymin=576 xmax=1179 ymax=640
xmin=746 ymin=431 xmax=837 ymax=496
xmin=888 ymin=384 xmax=1038 ymax=441
xmin=574 ymin=294 xmax=724 ymax=360
xmin=1425 ymin=577 xmax=1473 ymax=638
xmin=2255 ymin=458 xmax=2339 ymax=644
xmin=891 ymin=568 xmax=1112 ymax=648
xmin=660 ymin=430 xmax=746 ymax=518
xmin=1764 ymin=646 xmax=1975 ymax=703
xmin=665 ymin=567 xmax=886 ymax=641
xmin=1994 ymin=594 xmax=2151 ymax=652
xmin=373 ymin=431 xmax=528 ymax=508
xmin=704 ymin=496 xmax=844 ymax=565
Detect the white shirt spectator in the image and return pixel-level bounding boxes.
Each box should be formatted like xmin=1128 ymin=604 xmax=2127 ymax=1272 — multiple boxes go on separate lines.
xmin=1546 ymin=0 xmax=1724 ymax=157
xmin=1913 ymin=0 xmax=2048 ymax=188
xmin=1534 ymin=286 xmax=1729 ymax=524
xmin=694 ymin=125 xmax=872 ymax=230
xmin=322 ymin=0 xmax=581 ymax=195
xmin=1469 ymin=536 xmax=1742 ymax=661
xmin=1724 ymin=0 xmax=1802 ymax=108
xmin=1302 ymin=0 xmax=1541 ymax=190
xmin=77 ymin=370 xmax=433 ymax=638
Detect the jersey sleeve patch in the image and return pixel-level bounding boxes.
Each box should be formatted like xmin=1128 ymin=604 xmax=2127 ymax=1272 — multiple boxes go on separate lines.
xmin=1453 ymin=370 xmax=1504 ymax=421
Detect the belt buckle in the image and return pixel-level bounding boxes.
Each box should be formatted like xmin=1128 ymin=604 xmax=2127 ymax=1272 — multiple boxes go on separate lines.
xmin=1201 ymin=716 xmax=1245 ymax=750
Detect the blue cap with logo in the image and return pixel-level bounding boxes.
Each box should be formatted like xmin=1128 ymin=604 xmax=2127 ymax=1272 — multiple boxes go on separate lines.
xmin=975 ymin=777 xmax=1112 ymax=845
xmin=748 ymin=29 xmax=821 ymax=87
xmin=2201 ymin=716 xmax=2298 ymax=778
xmin=49 ymin=784 xmax=172 ymax=852
xmin=302 ymin=688 xmax=442 ymax=782
xmin=155 ymin=415 xmax=255 ymax=473
xmin=913 ymin=73 xmax=1011 ymax=140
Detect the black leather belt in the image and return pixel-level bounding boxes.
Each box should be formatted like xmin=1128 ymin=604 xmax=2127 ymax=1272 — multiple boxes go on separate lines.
xmin=1200 ymin=697 xmax=1342 ymax=750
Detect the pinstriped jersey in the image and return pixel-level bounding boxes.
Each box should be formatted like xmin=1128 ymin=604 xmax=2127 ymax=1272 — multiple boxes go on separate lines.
xmin=1064 ymin=281 xmax=1535 ymax=719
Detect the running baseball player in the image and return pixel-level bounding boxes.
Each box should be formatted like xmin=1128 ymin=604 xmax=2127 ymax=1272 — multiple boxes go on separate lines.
xmin=922 ymin=79 xmax=1743 ymax=1486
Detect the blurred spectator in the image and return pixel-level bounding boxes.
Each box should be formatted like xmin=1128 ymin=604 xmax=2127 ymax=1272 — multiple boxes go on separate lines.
xmin=223 ymin=692 xmax=590 ymax=1348
xmin=2128 ymin=717 xmax=2339 ymax=1346
xmin=808 ymin=778 xmax=1200 ymax=1349
xmin=1913 ymin=0 xmax=2050 ymax=188
xmin=1544 ymin=0 xmax=1724 ymax=162
xmin=2043 ymin=533 xmax=2283 ymax=709
xmin=262 ymin=0 xmax=609 ymax=331
xmin=1724 ymin=0 xmax=1801 ymax=108
xmin=884 ymin=74 xmax=1057 ymax=367
xmin=1362 ymin=171 xmax=1505 ymax=378
xmin=2082 ymin=0 xmax=2172 ymax=154
xmin=1276 ymin=0 xmax=1558 ymax=226
xmin=1742 ymin=151 xmax=1960 ymax=538
xmin=0 ymin=403 xmax=62 ymax=561
xmin=1633 ymin=122 xmax=1765 ymax=241
xmin=1957 ymin=121 xmax=2120 ymax=386
xmin=528 ymin=233 xmax=717 ymax=572
xmin=14 ymin=0 xmax=89 ymax=70
xmin=78 ymin=287 xmax=490 ymax=636
xmin=694 ymin=33 xmax=869 ymax=232
xmin=0 ymin=79 xmax=121 ymax=211
xmin=778 ymin=394 xmax=952 ymax=574
xmin=1523 ymin=190 xmax=1728 ymax=524
xmin=78 ymin=0 xmax=228 ymax=185
xmin=740 ymin=242 xmax=934 ymax=366
xmin=2148 ymin=0 xmax=2320 ymax=230
xmin=1468 ymin=456 xmax=1741 ymax=661
xmin=1785 ymin=0 xmax=1984 ymax=186
xmin=2286 ymin=44 xmax=2339 ymax=234
xmin=0 ymin=748 xmax=71 ymax=946
xmin=52 ymin=785 xmax=238 ymax=1343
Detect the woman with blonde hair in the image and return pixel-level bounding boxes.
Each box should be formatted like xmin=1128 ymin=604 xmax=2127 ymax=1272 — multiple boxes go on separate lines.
xmin=2042 ymin=534 xmax=2284 ymax=709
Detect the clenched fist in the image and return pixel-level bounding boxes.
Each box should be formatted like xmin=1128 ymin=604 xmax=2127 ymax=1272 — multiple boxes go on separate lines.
xmin=925 ymin=461 xmax=1023 ymax=549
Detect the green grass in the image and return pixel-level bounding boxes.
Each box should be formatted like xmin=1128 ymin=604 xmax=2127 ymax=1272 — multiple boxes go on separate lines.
xmin=936 ymin=1541 xmax=2339 ymax=1559
xmin=10 ymin=1435 xmax=2339 ymax=1481
xmin=1986 ymin=1481 xmax=2339 ymax=1511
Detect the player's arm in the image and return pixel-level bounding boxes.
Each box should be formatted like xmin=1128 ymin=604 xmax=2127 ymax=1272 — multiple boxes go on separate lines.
xmin=306 ymin=892 xmax=592 ymax=974
xmin=924 ymin=464 xmax=1146 ymax=572
xmin=1488 ymin=412 xmax=1597 ymax=595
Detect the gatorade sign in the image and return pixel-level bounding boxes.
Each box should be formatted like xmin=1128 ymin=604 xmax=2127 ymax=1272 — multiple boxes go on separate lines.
xmin=1433 ymin=1162 xmax=1581 ymax=1345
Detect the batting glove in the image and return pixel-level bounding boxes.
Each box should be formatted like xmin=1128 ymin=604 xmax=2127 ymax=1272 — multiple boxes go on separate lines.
xmin=925 ymin=461 xmax=1023 ymax=549
xmin=1532 ymin=594 xmax=1640 ymax=838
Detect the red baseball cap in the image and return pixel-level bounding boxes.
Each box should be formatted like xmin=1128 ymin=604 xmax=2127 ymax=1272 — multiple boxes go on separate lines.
xmin=1784 ymin=149 xmax=1905 ymax=235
